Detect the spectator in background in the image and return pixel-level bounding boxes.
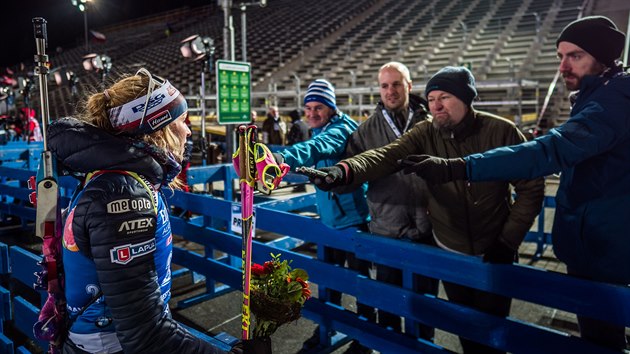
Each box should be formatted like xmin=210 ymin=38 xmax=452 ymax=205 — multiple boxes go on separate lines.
xmin=312 ymin=66 xmax=544 ymax=354
xmin=286 ymin=109 xmax=309 ymax=145
xmin=262 ymin=105 xmax=286 ymax=145
xmin=344 ymin=61 xmax=437 ymax=341
xmin=20 ymin=107 xmax=42 ymax=142
xmin=250 ymin=109 xmax=258 ymax=125
xmin=361 ymin=110 xmax=370 ymax=121
xmin=407 ymin=16 xmax=629 ymax=351
xmin=272 ymin=79 xmax=371 ymax=352
xmin=286 ymin=108 xmax=310 ymax=193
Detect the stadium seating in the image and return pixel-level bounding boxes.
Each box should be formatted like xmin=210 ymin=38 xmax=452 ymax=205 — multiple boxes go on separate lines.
xmin=32 ymin=0 xmax=605 ymax=127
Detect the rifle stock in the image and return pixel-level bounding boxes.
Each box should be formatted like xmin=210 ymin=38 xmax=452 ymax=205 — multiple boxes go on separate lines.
xmin=32 ymin=17 xmax=60 ymax=240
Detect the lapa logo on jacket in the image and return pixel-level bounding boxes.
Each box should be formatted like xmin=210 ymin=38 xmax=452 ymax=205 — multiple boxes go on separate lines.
xmin=110 ymin=239 xmax=156 ymax=265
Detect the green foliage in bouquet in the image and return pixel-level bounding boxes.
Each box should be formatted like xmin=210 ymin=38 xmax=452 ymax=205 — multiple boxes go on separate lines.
xmin=250 ymin=253 xmax=311 ymax=337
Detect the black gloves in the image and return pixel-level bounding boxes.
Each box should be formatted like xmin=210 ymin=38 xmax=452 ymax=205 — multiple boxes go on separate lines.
xmin=483 ymin=239 xmax=516 ymax=264
xmin=310 ymin=165 xmax=347 ymax=191
xmin=231 ymin=336 xmax=272 ymax=354
xmin=399 ymin=155 xmax=467 ymax=184
xmin=272 ymin=152 xmax=284 ymax=164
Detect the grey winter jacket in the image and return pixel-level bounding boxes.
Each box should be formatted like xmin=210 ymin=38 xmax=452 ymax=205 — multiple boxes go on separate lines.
xmin=345 ymin=94 xmax=431 ymax=240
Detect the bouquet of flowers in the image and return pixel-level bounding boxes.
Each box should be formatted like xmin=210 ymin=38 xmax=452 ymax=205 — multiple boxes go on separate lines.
xmin=250 ymin=253 xmax=311 ymax=337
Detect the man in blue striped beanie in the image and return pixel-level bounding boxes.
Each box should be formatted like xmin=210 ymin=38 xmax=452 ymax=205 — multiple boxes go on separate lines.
xmin=302 ymin=79 xmax=338 ymax=127
xmin=274 ymin=79 xmax=372 ymax=351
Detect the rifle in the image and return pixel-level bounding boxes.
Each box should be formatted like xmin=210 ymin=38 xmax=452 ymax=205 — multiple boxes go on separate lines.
xmin=30 ymin=17 xmax=65 ymax=354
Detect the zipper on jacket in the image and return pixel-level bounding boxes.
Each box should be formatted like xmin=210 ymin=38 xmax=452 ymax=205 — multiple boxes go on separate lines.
xmin=450 ymin=141 xmax=476 ymax=254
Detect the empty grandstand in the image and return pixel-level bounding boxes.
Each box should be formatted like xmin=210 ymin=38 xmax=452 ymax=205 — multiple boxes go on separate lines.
xmin=1 ymin=0 xmax=623 ymax=133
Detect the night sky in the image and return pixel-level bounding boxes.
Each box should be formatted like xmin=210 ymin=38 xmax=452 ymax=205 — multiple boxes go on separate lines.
xmin=2 ymin=0 xmax=209 ymax=68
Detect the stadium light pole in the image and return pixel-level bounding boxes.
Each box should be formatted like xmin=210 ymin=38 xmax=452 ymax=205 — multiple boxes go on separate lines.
xmin=239 ymin=0 xmax=267 ymax=62
xmin=460 ymin=21 xmax=468 ymax=43
xmin=71 ymin=0 xmax=91 ymax=51
xmin=533 ymin=12 xmax=541 ymax=42
xmin=291 ymin=72 xmax=300 ymax=110
xmin=349 ymin=70 xmax=356 ymax=115
xmin=220 ymin=0 xmax=267 ymax=162
xmin=181 ymin=35 xmax=215 ymax=166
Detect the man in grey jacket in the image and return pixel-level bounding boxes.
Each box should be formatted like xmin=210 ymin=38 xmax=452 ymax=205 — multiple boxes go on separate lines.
xmin=345 ymin=62 xmax=437 ymax=342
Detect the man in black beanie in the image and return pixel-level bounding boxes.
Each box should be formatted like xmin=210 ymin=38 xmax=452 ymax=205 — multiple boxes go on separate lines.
xmin=555 ymin=16 xmax=625 ymax=90
xmin=402 ymin=15 xmax=630 ymax=352
xmin=309 ymin=66 xmax=545 ymax=354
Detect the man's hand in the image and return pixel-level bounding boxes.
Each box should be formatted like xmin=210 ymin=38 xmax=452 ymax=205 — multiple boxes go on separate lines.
xmin=482 ymin=239 xmax=516 ymax=264
xmin=310 ymin=165 xmax=347 ymax=191
xmin=398 ymin=154 xmax=466 ymax=184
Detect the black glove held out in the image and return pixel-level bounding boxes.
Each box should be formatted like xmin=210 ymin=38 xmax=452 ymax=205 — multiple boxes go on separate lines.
xmin=399 ymin=154 xmax=466 ymax=184
xmin=310 ymin=165 xmax=347 ymax=191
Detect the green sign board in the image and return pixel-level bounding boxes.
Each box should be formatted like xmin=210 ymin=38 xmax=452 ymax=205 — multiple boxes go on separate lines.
xmin=216 ymin=60 xmax=251 ymax=125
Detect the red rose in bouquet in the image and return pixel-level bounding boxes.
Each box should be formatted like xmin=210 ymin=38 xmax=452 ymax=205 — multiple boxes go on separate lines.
xmin=250 ymin=253 xmax=310 ymax=337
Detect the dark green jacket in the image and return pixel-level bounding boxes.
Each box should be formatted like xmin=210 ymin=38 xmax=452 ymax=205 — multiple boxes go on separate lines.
xmin=342 ymin=109 xmax=544 ymax=255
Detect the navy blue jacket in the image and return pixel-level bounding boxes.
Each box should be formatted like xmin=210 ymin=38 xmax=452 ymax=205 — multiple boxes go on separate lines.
xmin=466 ymin=70 xmax=630 ymax=283
xmin=49 ymin=117 xmax=227 ymax=353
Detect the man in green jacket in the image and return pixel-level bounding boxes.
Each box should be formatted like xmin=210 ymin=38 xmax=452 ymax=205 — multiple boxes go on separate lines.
xmin=312 ymin=66 xmax=544 ymax=354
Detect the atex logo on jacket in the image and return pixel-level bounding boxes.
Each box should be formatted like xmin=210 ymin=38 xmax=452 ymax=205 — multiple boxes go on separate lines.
xmin=117 ymin=217 xmax=155 ymax=236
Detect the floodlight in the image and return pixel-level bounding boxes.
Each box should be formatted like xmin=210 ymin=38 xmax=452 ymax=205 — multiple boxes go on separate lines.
xmin=179 ymin=34 xmax=215 ymax=166
xmin=18 ymin=77 xmax=34 ymax=97
xmin=0 ymin=87 xmax=10 ymax=101
xmin=82 ymin=53 xmax=112 ymax=72
xmin=82 ymin=53 xmax=112 ymax=84
xmin=54 ymin=69 xmax=78 ymax=87
xmin=180 ymin=35 xmax=214 ymax=61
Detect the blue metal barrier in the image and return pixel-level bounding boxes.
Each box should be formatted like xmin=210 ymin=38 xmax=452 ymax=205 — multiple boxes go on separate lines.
xmin=0 ymin=142 xmax=42 ymax=171
xmin=0 ymin=160 xmax=627 ymax=354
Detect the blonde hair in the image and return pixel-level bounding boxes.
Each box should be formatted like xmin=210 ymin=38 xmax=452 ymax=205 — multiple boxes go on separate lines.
xmin=379 ymin=61 xmax=412 ymax=85
xmin=77 ymin=73 xmax=185 ymax=190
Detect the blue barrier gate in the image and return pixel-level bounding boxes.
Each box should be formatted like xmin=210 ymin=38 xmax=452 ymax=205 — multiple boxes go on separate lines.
xmin=0 ymin=157 xmax=627 ymax=353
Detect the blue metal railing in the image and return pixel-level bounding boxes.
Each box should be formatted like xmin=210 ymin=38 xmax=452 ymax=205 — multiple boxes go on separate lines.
xmin=0 ymin=148 xmax=627 ymax=353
